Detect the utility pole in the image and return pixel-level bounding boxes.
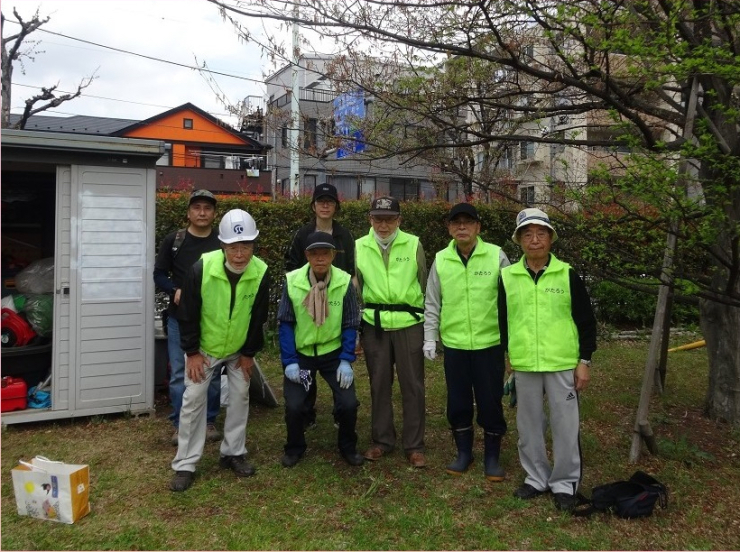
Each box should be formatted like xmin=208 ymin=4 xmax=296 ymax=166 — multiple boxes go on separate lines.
xmin=289 ymin=2 xmax=300 ymax=197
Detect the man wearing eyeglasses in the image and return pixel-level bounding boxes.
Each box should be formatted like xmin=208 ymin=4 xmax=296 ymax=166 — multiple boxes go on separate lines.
xmin=498 ymin=208 xmax=596 ymax=513
xmin=355 ymin=196 xmax=428 ymax=468
xmin=423 ymin=203 xmax=510 ymax=481
xmin=170 ymin=209 xmax=270 ymax=492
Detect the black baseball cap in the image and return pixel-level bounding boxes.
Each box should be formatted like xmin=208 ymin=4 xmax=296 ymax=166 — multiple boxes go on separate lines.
xmin=189 ymin=189 xmax=217 ymax=206
xmin=447 ymin=203 xmax=480 ymax=222
xmin=305 ymin=231 xmax=336 ymax=251
xmin=369 ymin=196 xmax=401 ymax=216
xmin=312 ymin=184 xmax=339 ymax=204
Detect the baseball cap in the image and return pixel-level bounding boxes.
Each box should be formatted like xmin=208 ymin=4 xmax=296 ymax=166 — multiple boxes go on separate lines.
xmin=447 ymin=203 xmax=480 ymax=222
xmin=512 ymin=208 xmax=558 ymax=244
xmin=369 ymin=196 xmax=401 ymax=216
xmin=312 ymin=183 xmax=339 ymax=204
xmin=305 ymin=231 xmax=336 ymax=251
xmin=189 ymin=189 xmax=217 ymax=207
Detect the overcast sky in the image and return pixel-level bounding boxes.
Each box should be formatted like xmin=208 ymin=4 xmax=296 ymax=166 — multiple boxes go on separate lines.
xmin=5 ymin=0 xmax=289 ymax=127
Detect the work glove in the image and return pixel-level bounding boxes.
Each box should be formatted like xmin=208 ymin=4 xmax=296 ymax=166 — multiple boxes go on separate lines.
xmin=423 ymin=340 xmax=437 ymax=361
xmin=284 ymin=363 xmax=301 ymax=384
xmin=503 ymin=373 xmax=517 ymax=407
xmin=337 ymin=360 xmax=354 ymax=389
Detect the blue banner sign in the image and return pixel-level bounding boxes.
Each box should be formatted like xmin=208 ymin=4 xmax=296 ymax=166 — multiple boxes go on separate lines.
xmin=334 ymin=90 xmax=366 ymax=158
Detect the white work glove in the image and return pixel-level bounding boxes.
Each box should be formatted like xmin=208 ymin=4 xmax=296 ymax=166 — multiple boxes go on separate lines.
xmin=337 ymin=360 xmax=354 ymax=389
xmin=423 ymin=340 xmax=437 ymax=361
xmin=284 ymin=363 xmax=301 ymax=384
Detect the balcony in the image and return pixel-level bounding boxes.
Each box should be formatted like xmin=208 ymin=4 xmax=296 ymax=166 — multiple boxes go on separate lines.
xmin=270 ymin=88 xmax=338 ymax=108
xmin=156 ymin=166 xmax=272 ymax=196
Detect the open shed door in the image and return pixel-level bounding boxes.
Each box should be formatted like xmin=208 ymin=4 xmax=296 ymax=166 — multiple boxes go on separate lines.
xmin=71 ymin=165 xmax=154 ymax=411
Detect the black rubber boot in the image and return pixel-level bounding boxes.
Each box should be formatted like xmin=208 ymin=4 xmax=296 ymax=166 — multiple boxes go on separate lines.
xmin=446 ymin=427 xmax=474 ymax=475
xmin=484 ymin=432 xmax=505 ymax=482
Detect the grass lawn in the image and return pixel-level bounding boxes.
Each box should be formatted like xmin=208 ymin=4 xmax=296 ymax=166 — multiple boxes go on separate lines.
xmin=2 ymin=338 xmax=739 ymax=550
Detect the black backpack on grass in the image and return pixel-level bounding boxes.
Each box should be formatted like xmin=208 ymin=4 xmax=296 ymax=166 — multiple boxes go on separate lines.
xmin=574 ymin=471 xmax=668 ymax=518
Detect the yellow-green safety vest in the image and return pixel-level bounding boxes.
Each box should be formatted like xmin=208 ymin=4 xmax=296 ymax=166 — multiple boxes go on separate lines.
xmin=436 ymin=237 xmax=502 ymax=350
xmin=356 ymin=229 xmax=424 ymax=330
xmin=500 ymin=254 xmax=578 ymax=371
xmin=286 ymin=265 xmax=351 ymax=356
xmin=199 ymin=250 xmax=268 ymax=359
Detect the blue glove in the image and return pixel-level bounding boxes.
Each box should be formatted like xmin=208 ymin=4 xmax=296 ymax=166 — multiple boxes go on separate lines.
xmin=336 ymin=360 xmax=354 ymax=389
xmin=284 ymin=363 xmax=300 ymax=384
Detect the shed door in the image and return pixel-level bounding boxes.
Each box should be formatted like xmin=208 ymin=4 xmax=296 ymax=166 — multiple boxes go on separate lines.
xmin=71 ymin=165 xmax=153 ymax=410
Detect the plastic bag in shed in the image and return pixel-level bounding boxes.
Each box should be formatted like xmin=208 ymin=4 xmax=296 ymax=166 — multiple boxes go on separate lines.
xmin=15 ymin=258 xmax=55 ymax=294
xmin=23 ymin=294 xmax=54 ymax=337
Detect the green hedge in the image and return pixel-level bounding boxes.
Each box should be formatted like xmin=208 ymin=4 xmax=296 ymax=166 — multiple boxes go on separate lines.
xmin=155 ymin=194 xmax=522 ymax=329
xmin=156 ymin=193 xmax=693 ymax=329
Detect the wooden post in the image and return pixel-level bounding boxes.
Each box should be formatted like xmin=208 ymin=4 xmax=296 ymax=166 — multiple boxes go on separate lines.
xmin=629 ymin=232 xmax=675 ymax=462
xmin=629 ymin=76 xmax=698 ymax=463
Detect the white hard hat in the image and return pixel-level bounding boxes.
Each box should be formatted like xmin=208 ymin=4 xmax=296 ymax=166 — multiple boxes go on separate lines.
xmin=218 ymin=209 xmax=259 ymax=243
xmin=512 ymin=208 xmax=558 ymax=245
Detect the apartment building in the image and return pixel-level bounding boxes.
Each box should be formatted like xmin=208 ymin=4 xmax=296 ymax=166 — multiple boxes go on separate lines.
xmin=265 ymin=54 xmax=463 ymax=201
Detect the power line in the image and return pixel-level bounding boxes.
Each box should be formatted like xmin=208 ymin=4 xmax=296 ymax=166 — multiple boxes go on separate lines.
xmin=11 ymin=82 xmax=177 ymax=110
xmin=3 ymin=18 xmax=267 ymax=86
xmin=33 ymin=26 xmax=267 ymax=85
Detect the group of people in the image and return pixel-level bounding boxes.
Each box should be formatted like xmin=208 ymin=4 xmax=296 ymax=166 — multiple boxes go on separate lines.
xmin=154 ymin=185 xmax=596 ymax=513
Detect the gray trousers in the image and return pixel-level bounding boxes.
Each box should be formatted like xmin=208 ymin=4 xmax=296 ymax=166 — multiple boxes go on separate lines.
xmin=514 ymin=369 xmax=582 ymax=495
xmin=361 ymin=322 xmax=425 ymax=454
xmin=172 ymin=351 xmax=251 ymax=473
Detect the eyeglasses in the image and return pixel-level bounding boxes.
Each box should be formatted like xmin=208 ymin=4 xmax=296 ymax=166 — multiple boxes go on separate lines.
xmin=520 ymin=229 xmax=551 ymax=242
xmin=223 ymin=243 xmax=254 ymax=253
xmin=315 ymin=199 xmax=336 ymax=206
xmin=371 ymin=215 xmax=399 ymax=224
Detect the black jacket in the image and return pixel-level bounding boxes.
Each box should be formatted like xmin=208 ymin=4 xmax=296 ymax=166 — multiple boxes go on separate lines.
xmin=178 ymin=254 xmax=270 ymax=357
xmin=284 ymin=221 xmax=356 ymax=276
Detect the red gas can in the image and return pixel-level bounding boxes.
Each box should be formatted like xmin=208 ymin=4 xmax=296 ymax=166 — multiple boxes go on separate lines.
xmin=1 ymin=376 xmax=28 ymax=412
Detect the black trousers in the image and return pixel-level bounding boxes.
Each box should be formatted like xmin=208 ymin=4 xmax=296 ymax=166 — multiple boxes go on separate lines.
xmin=284 ymin=351 xmax=359 ymax=457
xmin=443 ymin=345 xmax=507 ymax=435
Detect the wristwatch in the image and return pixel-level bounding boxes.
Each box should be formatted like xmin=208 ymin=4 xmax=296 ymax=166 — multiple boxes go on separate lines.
xmin=579 ymin=359 xmax=592 ymax=367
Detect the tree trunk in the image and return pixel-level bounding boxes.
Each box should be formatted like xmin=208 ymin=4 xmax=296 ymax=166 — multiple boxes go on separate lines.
xmin=1 ymin=13 xmax=11 ymax=129
xmin=700 ymin=297 xmax=740 ymax=425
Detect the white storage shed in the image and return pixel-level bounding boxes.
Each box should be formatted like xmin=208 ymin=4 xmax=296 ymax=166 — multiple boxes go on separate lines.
xmin=1 ymin=129 xmax=164 ymax=424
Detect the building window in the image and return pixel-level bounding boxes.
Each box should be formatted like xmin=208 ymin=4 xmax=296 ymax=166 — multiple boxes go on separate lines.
xmin=303 ymin=117 xmax=317 ymax=150
xmin=520 ymin=185 xmax=535 ymax=206
xmin=202 ymin=154 xmax=221 ymax=169
xmin=331 ymin=176 xmax=358 ymax=199
xmin=281 ymin=126 xmax=288 ymax=148
xmin=390 ymin=177 xmax=419 ymax=201
xmin=500 ymin=147 xmax=514 ymax=169
xmin=360 ymin=177 xmax=376 ymax=198
xmin=520 ymin=141 xmax=534 ymax=160
xmin=183 ymin=118 xmax=193 ymax=130
xmin=302 ymin=174 xmax=317 ymax=196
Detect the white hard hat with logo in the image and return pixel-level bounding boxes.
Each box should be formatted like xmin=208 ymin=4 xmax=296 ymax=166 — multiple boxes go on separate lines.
xmin=218 ymin=209 xmax=259 ymax=243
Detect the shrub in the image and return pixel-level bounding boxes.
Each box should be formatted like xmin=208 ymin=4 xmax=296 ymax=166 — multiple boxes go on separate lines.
xmin=156 ymin=193 xmax=697 ymax=330
xmin=589 ymin=278 xmax=699 ymax=328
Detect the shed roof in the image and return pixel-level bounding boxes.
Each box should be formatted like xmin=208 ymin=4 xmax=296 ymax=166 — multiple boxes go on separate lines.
xmin=8 ymin=114 xmax=138 ymax=135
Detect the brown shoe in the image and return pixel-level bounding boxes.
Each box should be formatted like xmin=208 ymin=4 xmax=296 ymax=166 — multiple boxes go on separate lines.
xmin=363 ymin=446 xmax=386 ymax=461
xmin=408 ymin=451 xmax=427 ymax=468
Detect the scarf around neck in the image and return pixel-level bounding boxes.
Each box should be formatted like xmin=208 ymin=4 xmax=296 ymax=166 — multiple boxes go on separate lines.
xmin=302 ymin=267 xmax=332 ymax=326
